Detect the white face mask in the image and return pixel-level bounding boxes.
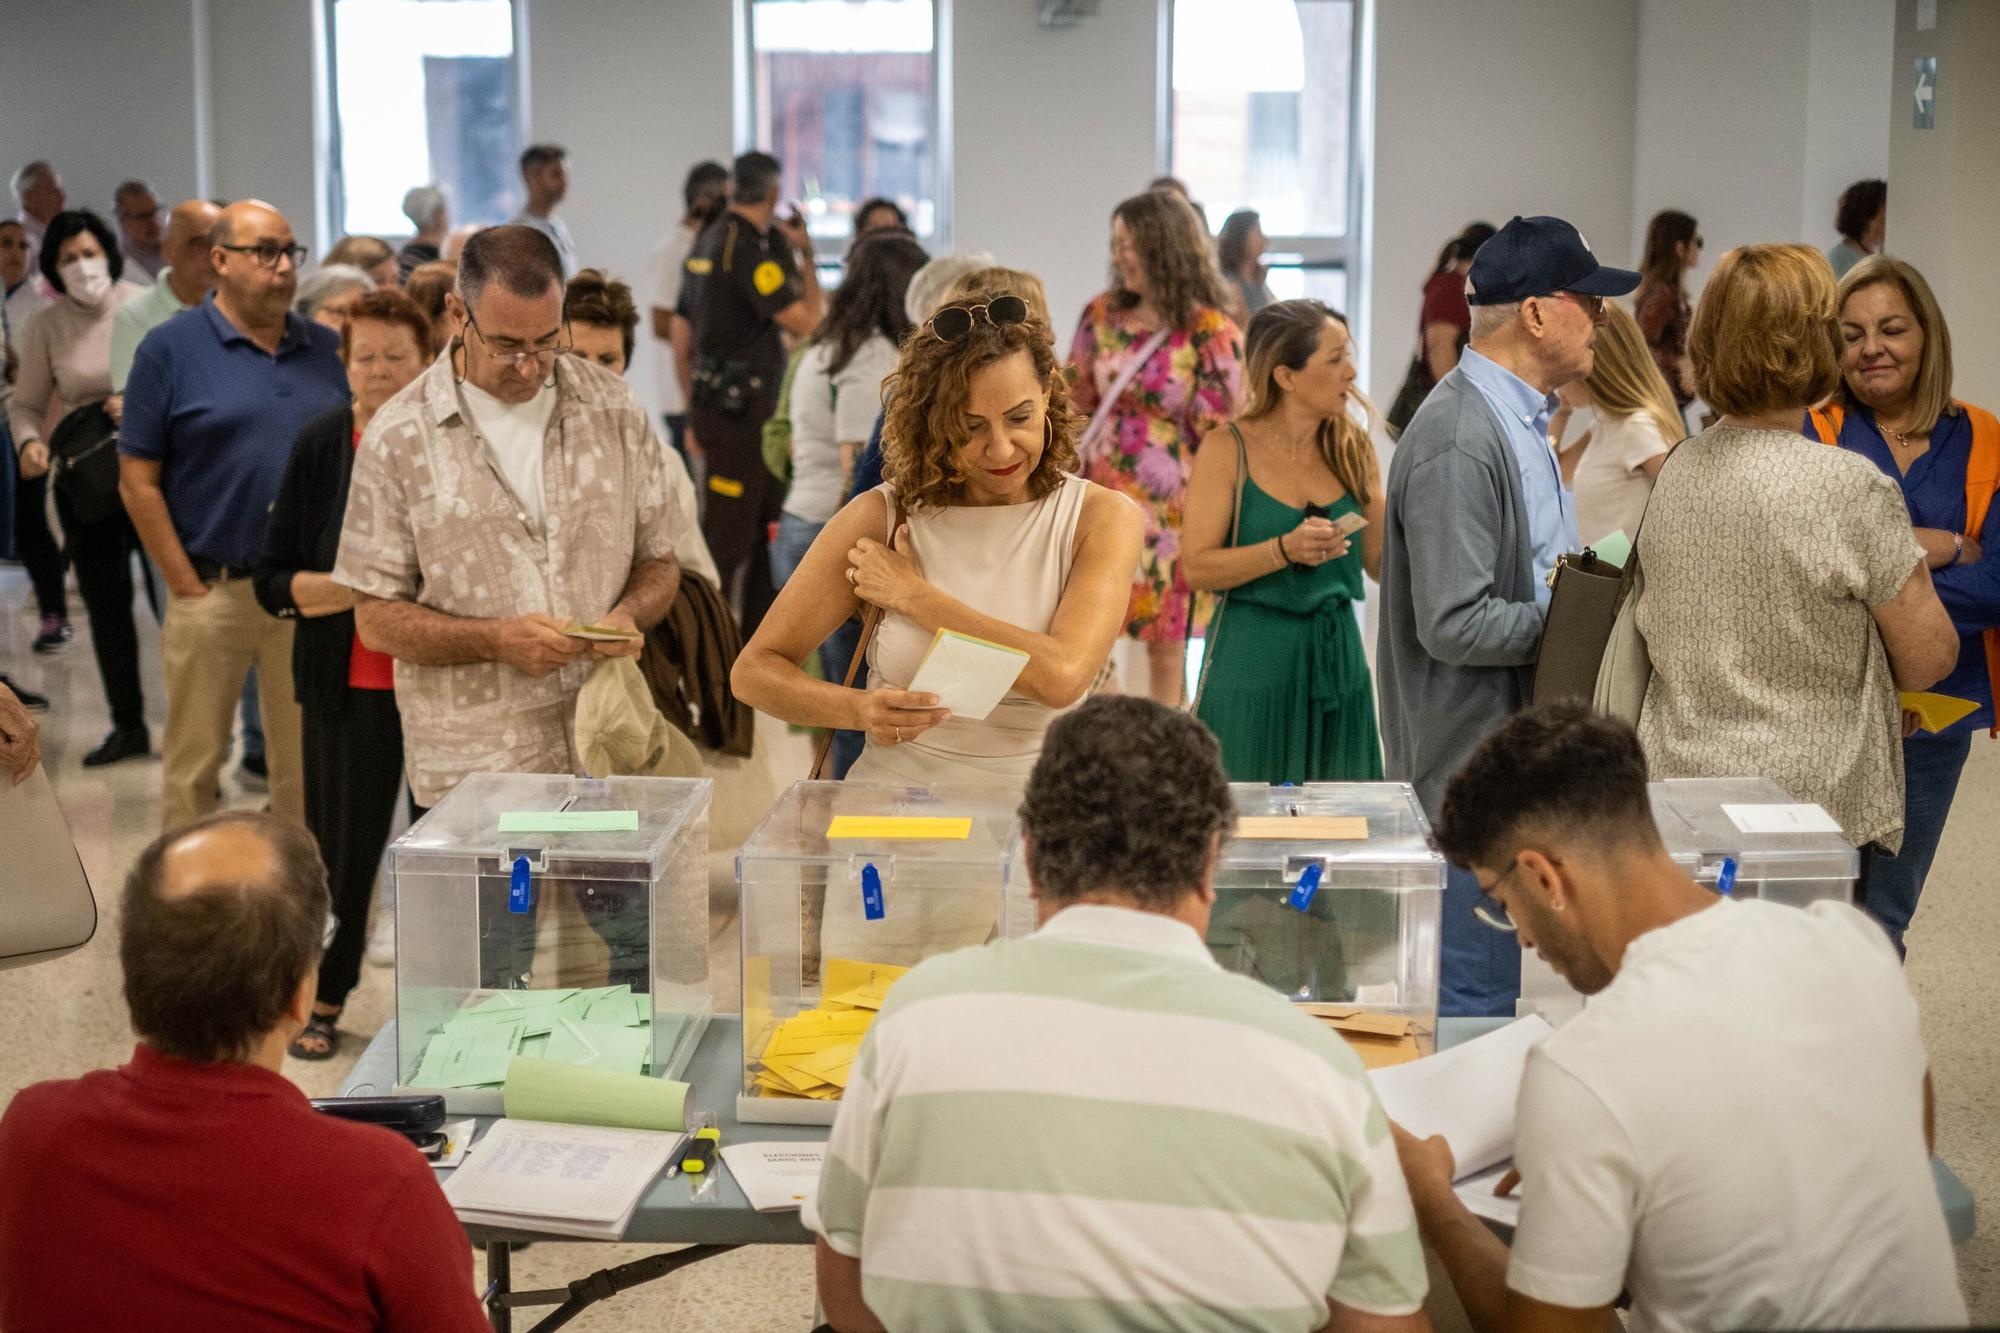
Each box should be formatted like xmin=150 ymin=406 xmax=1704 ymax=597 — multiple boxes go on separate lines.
xmin=60 ymin=255 xmax=111 ymax=306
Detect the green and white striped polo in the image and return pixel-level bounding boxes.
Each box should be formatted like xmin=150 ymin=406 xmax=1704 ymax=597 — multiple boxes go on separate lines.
xmin=805 ymin=903 xmax=1428 ymax=1331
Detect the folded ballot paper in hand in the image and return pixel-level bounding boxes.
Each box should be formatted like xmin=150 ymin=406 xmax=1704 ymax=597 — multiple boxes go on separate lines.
xmin=1367 ymin=1015 xmax=1554 ymax=1181
xmin=906 ymin=629 xmax=1029 ymax=721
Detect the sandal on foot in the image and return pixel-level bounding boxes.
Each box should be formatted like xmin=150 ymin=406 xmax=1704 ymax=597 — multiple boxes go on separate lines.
xmin=288 ymin=1011 xmax=340 ymax=1061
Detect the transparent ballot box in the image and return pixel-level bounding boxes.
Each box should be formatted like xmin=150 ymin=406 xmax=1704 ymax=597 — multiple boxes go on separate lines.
xmin=1519 ymin=778 xmax=1858 ymax=1019
xmin=736 ymin=781 xmax=1026 ymax=1125
xmin=391 ymin=773 xmax=711 ymax=1112
xmin=1209 ymin=783 xmax=1445 ymax=1055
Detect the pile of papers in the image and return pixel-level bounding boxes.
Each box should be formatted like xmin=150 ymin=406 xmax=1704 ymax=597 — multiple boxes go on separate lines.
xmin=1296 ymin=1004 xmax=1425 ymax=1069
xmin=444 ymin=1117 xmax=686 ymax=1240
xmin=413 ymin=985 xmax=655 ymax=1090
xmin=753 ymin=959 xmax=907 ymax=1102
xmin=719 ymin=1142 xmax=827 ymax=1212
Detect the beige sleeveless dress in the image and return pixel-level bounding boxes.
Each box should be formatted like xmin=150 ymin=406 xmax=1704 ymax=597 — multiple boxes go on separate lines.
xmin=827 ymin=474 xmax=1091 ymax=963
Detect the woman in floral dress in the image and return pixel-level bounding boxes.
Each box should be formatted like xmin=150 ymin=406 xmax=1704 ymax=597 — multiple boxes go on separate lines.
xmin=1069 ymin=188 xmax=1243 ymax=704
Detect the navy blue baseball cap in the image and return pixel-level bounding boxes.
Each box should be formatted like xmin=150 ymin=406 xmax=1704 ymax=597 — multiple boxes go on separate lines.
xmin=1465 ymin=215 xmax=1641 ymax=306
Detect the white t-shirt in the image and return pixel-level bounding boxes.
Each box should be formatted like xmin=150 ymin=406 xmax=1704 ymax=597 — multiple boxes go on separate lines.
xmin=648 ymin=223 xmax=698 ymax=417
xmin=1571 ymin=408 xmax=1673 ymax=545
xmin=782 ymin=334 xmax=897 ymax=525
xmin=460 ymin=379 xmax=558 ymax=529
xmin=658 ymin=441 xmax=719 ymax=590
xmin=1509 ymin=898 xmax=1965 ymax=1332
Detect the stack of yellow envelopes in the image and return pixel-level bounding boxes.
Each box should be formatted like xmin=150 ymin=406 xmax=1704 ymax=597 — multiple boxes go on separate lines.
xmin=754 ymin=959 xmax=908 ymax=1101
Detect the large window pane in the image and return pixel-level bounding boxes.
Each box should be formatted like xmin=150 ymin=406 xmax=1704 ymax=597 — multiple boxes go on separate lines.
xmin=748 ymin=0 xmax=939 ymax=244
xmin=1171 ymin=0 xmax=1353 ymax=238
xmin=330 ymin=0 xmax=520 ymax=237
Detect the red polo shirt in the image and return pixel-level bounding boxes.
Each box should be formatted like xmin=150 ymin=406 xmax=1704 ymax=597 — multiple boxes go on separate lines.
xmin=0 ymin=1045 xmax=489 ymax=1332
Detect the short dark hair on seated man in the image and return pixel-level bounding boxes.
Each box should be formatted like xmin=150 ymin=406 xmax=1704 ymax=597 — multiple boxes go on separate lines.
xmin=120 ymin=813 xmax=330 ymax=1064
xmin=1020 ymin=696 xmax=1235 ymax=909
xmin=732 ymin=151 xmax=783 ymax=207
xmin=457 ymin=224 xmax=563 ymax=307
xmin=1435 ymin=701 xmax=1659 ymax=872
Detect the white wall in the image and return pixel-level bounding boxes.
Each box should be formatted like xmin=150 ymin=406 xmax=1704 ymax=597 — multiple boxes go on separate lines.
xmin=1367 ymin=0 xmax=1642 ymax=401
xmin=0 ymin=0 xmax=201 ymax=221
xmin=950 ymin=2 xmax=1160 ymax=340
xmin=1890 ymin=0 xmax=2000 ymax=408
xmin=1802 ymin=0 xmax=1895 ymax=253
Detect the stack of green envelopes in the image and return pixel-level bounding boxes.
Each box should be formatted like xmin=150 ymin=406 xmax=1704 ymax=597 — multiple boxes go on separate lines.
xmin=411 ymin=986 xmax=661 ymax=1090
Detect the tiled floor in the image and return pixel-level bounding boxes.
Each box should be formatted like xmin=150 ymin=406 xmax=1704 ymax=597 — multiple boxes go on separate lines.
xmin=1 ymin=562 xmax=1994 ymax=1327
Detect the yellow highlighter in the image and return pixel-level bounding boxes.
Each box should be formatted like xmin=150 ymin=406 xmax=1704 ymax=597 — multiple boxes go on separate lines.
xmin=674 ymin=1123 xmax=721 ymax=1178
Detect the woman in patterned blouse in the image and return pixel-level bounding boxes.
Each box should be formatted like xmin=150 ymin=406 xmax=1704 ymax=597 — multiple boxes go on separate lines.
xmin=1068 ymin=189 xmax=1242 ymax=705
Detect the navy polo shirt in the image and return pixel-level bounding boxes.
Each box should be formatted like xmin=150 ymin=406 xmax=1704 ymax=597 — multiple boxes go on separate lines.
xmin=119 ymin=297 xmax=348 ymax=569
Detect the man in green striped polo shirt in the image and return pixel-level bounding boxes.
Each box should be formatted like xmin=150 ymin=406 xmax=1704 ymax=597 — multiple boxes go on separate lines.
xmin=805 ymin=696 xmax=1431 ymax=1333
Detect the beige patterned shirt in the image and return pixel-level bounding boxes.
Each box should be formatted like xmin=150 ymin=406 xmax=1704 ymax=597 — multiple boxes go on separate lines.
xmin=1635 ymin=425 xmax=1924 ymax=852
xmin=334 ymin=353 xmax=677 ymax=806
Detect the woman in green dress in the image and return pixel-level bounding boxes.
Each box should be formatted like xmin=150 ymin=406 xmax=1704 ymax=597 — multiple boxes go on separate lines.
xmin=1184 ymin=299 xmax=1385 ymax=782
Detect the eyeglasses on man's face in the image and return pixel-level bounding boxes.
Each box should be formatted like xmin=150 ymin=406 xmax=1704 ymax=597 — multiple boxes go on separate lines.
xmin=219 ymin=242 xmax=308 ymax=272
xmin=1547 ymin=290 xmax=1607 ymax=325
xmin=1473 ymin=857 xmax=1527 ymax=933
xmin=465 ymin=308 xmax=569 ymax=369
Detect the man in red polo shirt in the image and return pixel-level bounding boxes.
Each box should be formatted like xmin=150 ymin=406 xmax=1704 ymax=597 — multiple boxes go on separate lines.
xmin=0 ymin=813 xmax=489 ymax=1332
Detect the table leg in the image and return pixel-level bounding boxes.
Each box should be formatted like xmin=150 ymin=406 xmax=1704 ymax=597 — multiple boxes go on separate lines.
xmin=486 ymin=1241 xmax=513 ymax=1333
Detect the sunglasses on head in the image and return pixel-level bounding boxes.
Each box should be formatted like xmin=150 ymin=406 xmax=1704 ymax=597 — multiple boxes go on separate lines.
xmin=928 ymin=295 xmax=1029 ymax=342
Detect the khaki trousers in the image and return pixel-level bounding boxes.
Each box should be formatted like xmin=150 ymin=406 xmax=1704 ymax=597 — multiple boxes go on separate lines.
xmin=159 ymin=578 xmax=304 ymax=831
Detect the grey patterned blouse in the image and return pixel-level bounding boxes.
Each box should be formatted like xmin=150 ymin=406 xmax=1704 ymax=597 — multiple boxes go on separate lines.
xmin=1635 ymin=425 xmax=1925 ymax=852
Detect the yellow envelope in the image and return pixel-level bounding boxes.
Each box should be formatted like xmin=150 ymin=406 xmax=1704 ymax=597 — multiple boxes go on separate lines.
xmin=823 ymin=958 xmax=909 ymax=995
xmin=1901 ymin=691 xmax=1979 ymax=734
xmin=827 ymin=815 xmax=974 ymax=841
xmin=793 ymin=1042 xmax=861 ymax=1084
xmin=1236 ymin=816 xmax=1369 ymax=841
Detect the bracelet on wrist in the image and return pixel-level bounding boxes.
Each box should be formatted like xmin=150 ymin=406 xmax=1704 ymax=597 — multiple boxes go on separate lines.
xmin=1274 ymin=535 xmax=1291 ymax=568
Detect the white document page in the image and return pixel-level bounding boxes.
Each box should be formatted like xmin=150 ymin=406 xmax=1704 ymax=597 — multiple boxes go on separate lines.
xmin=719 ymin=1141 xmax=826 ymax=1212
xmin=906 ymin=629 xmax=1029 ymax=721
xmin=1367 ymin=1015 xmax=1554 ymax=1180
xmin=1722 ymin=803 xmax=1842 ymax=835
xmin=443 ymin=1118 xmax=683 ymax=1227
xmin=1453 ymin=1163 xmax=1523 ymax=1229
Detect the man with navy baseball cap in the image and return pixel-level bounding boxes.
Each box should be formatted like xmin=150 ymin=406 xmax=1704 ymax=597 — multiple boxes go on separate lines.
xmin=1377 ymin=214 xmax=1639 ymax=1017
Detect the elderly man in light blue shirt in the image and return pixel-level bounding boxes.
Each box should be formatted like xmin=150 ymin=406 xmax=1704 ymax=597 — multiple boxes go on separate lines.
xmin=1378 ymin=215 xmax=1637 ymax=1017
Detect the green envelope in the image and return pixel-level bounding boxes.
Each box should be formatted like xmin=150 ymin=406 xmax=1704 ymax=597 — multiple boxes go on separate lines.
xmin=503 ymin=1056 xmax=689 ymax=1131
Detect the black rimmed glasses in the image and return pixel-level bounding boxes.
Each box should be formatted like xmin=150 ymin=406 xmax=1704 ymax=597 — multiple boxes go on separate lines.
xmin=218 ymin=242 xmax=308 ymax=271
xmin=1473 ymin=858 xmax=1526 ymax=933
xmin=928 ymin=295 xmax=1029 ymax=342
xmin=1548 ymin=290 xmax=1607 ymax=325
xmin=465 ymin=309 xmax=570 ymax=370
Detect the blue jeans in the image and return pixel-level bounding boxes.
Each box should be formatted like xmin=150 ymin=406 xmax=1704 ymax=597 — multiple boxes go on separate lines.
xmin=240 ymin=669 xmax=265 ymax=764
xmin=1862 ymin=731 xmax=1972 ymax=957
xmin=770 ymin=511 xmax=824 ymax=593
xmin=1441 ymin=861 xmax=1522 ymax=1017
xmin=821 ymin=617 xmax=866 ymax=779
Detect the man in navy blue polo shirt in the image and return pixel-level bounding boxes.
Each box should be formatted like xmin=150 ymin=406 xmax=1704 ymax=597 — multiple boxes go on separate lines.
xmin=119 ymin=200 xmax=348 ymax=831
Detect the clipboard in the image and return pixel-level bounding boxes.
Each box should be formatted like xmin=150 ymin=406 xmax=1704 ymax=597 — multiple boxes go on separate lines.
xmin=0 ymin=768 xmax=97 ymax=969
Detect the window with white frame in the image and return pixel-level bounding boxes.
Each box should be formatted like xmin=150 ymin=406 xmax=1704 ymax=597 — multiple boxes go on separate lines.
xmin=743 ymin=0 xmax=943 ymax=250
xmin=1169 ymin=0 xmax=1358 ymax=311
xmin=326 ymin=0 xmax=523 ymax=239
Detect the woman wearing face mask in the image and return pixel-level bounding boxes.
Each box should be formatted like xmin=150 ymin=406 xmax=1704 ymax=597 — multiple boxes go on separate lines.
xmin=1805 ymin=255 xmax=2000 ymax=958
xmin=6 ymin=209 xmax=151 ymax=765
xmin=734 ymin=292 xmax=1144 ymax=790
xmin=1184 ymin=300 xmax=1385 ymax=783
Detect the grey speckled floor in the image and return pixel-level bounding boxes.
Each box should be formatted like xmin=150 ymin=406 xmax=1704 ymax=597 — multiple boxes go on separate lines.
xmin=1 ymin=564 xmax=1994 ymax=1326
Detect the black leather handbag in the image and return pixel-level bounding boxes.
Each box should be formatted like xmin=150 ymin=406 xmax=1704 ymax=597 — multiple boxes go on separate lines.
xmin=46 ymin=401 xmax=123 ymax=528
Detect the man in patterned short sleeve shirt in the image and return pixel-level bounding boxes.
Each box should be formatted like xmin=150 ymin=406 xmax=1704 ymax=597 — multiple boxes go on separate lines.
xmin=333 ymin=225 xmax=681 ymax=811
xmin=806 ymin=696 xmax=1430 ymax=1333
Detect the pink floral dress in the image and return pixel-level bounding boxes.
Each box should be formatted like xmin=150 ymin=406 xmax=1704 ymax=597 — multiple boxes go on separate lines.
xmin=1067 ymin=293 xmax=1242 ymax=642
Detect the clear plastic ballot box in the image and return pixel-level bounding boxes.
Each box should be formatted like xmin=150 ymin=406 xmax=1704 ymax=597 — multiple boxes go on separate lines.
xmin=391 ymin=774 xmax=711 ymax=1111
xmin=1208 ymin=783 xmax=1445 ymax=1053
xmin=735 ymin=781 xmax=1026 ymax=1125
xmin=1519 ymin=777 xmax=1858 ymax=1019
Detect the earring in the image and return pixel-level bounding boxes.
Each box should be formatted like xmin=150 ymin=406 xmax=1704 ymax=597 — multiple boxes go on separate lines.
xmin=1043 ymin=416 xmax=1054 ymax=448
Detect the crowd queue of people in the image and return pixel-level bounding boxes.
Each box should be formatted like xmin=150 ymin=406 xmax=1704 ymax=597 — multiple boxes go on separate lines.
xmin=0 ymin=137 xmax=1982 ymax=1331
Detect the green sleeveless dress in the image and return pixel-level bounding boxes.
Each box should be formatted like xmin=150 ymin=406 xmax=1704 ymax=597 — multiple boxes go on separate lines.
xmin=1194 ymin=437 xmax=1383 ymax=784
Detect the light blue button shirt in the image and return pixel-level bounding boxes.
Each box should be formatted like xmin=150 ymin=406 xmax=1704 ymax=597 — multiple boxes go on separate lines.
xmin=1456 ymin=347 xmax=1579 ymax=606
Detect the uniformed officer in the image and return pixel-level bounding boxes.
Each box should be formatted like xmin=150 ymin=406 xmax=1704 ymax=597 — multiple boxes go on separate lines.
xmin=678 ymin=150 xmax=823 ymax=636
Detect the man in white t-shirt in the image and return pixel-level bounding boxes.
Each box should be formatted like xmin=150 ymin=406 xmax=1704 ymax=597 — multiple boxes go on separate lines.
xmin=1396 ymin=702 xmax=1966 ymax=1333
xmin=647 ymin=160 xmax=727 ymax=459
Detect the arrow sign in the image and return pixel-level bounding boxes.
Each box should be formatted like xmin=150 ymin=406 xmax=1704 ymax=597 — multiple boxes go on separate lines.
xmin=1914 ymin=57 xmax=1937 ymax=129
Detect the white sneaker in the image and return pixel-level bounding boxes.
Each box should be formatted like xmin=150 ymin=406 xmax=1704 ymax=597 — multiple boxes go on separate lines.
xmin=366 ymin=911 xmax=396 ymax=968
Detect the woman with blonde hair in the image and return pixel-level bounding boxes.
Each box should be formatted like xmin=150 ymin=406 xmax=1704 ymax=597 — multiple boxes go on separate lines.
xmin=1069 ymin=189 xmax=1243 ymax=705
xmin=1803 ymin=254 xmax=2000 ymax=954
xmin=734 ymin=292 xmax=1143 ymax=789
xmin=1183 ymin=299 xmax=1383 ymax=781
xmin=1553 ymin=302 xmax=1685 ymax=545
xmin=1635 ymin=244 xmax=1957 ymax=866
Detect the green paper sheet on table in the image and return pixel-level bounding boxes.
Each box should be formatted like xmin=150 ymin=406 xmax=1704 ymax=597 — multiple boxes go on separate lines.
xmin=497 ymin=810 xmax=640 ymax=833
xmin=414 ymin=1018 xmax=525 ymax=1088
xmin=542 ymin=1018 xmax=652 ymax=1074
xmin=504 ymin=1055 xmax=689 ymax=1131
